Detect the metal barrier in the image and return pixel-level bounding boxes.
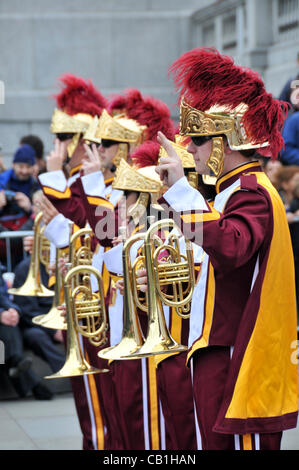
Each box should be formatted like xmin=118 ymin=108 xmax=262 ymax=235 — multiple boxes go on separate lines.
xmin=0 ymin=230 xmax=34 ymax=272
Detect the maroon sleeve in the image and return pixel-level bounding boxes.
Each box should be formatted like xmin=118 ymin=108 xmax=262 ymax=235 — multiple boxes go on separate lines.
xmin=42 ymin=177 xmax=87 ymax=229
xmin=77 ymin=178 xmax=120 ymax=248
xmin=159 ymin=187 xmax=271 ymax=273
xmin=201 ymin=189 xmax=271 ymax=272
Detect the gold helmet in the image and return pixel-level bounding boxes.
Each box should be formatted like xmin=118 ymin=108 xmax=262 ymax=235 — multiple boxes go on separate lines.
xmin=159 ymin=135 xmax=216 ymax=188
xmin=83 ymin=110 xmax=147 ymax=167
xmin=169 ymin=48 xmax=288 ymax=177
xmin=84 ymin=88 xmax=176 ymax=168
xmin=112 ymin=158 xmax=163 ymax=224
xmin=50 ymin=74 xmax=107 ymax=157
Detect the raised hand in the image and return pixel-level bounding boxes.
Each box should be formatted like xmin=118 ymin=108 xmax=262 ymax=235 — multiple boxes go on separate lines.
xmin=46 ymin=138 xmax=69 ymax=172
xmin=82 ymin=143 xmax=102 ymax=175
xmin=155 ymin=131 xmax=184 ymax=187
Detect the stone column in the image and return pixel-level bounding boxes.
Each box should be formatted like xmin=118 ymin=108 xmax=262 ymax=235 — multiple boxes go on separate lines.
xmin=244 ymin=0 xmax=273 ymax=73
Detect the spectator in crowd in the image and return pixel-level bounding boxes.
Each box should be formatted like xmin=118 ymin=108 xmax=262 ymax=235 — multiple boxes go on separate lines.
xmin=259 ymin=156 xmax=283 ymax=187
xmin=273 ymin=165 xmax=299 ymax=208
xmin=0 ymin=266 xmax=54 ymax=399
xmin=279 ymin=52 xmax=299 ymax=107
xmin=19 ymin=189 xmax=44 ymax=232
xmin=287 ymin=183 xmax=299 ymax=220
xmin=20 ymin=134 xmax=46 ymax=177
xmin=0 ymin=144 xmax=40 ymax=228
xmin=280 ymin=87 xmax=299 ymax=165
xmin=0 ymin=144 xmax=40 ymax=268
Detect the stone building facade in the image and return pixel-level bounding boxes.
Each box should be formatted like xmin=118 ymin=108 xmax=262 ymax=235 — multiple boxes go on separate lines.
xmin=0 ymin=0 xmax=298 ymax=164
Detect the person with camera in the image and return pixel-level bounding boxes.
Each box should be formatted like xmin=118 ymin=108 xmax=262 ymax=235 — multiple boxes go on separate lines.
xmin=0 ymin=144 xmax=39 ymax=268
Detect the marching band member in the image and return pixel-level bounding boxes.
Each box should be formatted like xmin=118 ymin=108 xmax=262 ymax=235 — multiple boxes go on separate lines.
xmin=153 ymin=47 xmax=299 ymax=450
xmin=78 ymin=89 xmax=176 ymax=450
xmin=132 ymin=138 xmax=217 ymax=450
xmin=38 ymin=74 xmax=123 ymax=451
xmin=101 ymin=161 xmax=167 ymax=450
xmin=77 ymin=88 xmax=174 ymax=243
xmin=39 ymin=73 xmax=108 ymax=229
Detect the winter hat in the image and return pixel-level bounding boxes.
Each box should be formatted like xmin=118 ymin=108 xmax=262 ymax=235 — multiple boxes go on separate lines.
xmin=13 ymin=144 xmax=36 ymax=166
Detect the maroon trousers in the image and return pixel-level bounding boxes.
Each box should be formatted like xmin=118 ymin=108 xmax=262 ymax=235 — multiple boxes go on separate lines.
xmin=111 ymin=314 xmax=162 ymax=450
xmin=112 ymin=359 xmax=146 ymax=450
xmin=192 ymin=346 xmax=282 ymax=450
xmin=61 ymin=331 xmax=124 ymax=450
xmin=156 ymin=352 xmax=197 ymax=450
xmin=87 ymin=341 xmax=125 ymax=450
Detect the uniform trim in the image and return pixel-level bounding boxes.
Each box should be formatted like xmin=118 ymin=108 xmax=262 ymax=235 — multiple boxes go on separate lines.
xmin=79 ymin=338 xmax=105 ymax=450
xmin=87 ymin=196 xmax=114 ymax=210
xmin=187 ymin=261 xmax=216 ymax=364
xmin=216 ymin=161 xmax=261 ymax=194
xmin=242 ymin=433 xmax=253 ymax=450
xmin=43 ymin=185 xmax=71 ymax=199
xmin=147 ymin=357 xmax=161 ymax=450
xmin=69 ymin=164 xmax=82 ymax=177
xmin=180 ymin=204 xmax=221 ymax=224
xmin=86 ymin=363 xmax=105 ymax=450
xmin=104 ymin=177 xmax=114 ymax=186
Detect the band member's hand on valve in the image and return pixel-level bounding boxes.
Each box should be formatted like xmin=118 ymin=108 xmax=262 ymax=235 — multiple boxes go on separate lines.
xmin=23 ymin=235 xmax=34 ymax=254
xmin=40 ymin=195 xmax=59 ymax=225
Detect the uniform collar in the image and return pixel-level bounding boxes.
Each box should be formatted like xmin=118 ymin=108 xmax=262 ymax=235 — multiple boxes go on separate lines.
xmin=104 ymin=176 xmax=114 ymax=187
xmin=69 ymin=164 xmax=82 ymax=177
xmin=216 ymin=161 xmax=262 ymax=194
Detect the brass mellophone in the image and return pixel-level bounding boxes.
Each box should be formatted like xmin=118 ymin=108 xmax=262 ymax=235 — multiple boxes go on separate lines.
xmin=8 ymin=211 xmax=54 ymax=297
xmin=98 ymin=230 xmax=146 ymax=361
xmin=32 ymin=246 xmax=66 ymax=330
xmin=34 ymin=225 xmax=103 ymax=331
xmin=98 ymin=218 xmax=195 ymax=360
xmin=45 ymin=224 xmax=109 ymax=379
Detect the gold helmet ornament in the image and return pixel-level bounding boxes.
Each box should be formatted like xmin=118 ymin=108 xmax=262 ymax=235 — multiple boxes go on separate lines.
xmin=169 ymin=48 xmax=288 ymax=177
xmin=158 ymin=135 xmax=216 ymax=188
xmin=84 ymin=109 xmax=147 ymax=167
xmin=112 ymin=158 xmax=163 ymax=224
xmin=50 ymin=74 xmax=107 ymax=157
xmin=95 ymin=88 xmax=176 ymax=168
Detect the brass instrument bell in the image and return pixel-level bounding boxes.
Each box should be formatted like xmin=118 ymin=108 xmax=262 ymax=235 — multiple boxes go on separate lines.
xmin=34 ymin=226 xmax=94 ymax=330
xmin=98 ymin=231 xmax=146 ymax=361
xmin=45 ymin=264 xmax=109 ymax=379
xmin=8 ymin=212 xmax=54 ymax=297
xmin=32 ymin=247 xmax=66 ymax=330
xmin=45 ymin=224 xmax=109 ymax=378
xmin=123 ymin=218 xmax=195 ymax=359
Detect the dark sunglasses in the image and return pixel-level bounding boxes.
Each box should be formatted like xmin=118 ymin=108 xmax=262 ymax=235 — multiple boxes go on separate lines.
xmin=101 ymin=139 xmax=119 ymax=148
xmin=190 ymin=135 xmax=213 ymax=147
xmin=56 ymin=133 xmax=75 ymax=142
xmin=88 ymin=141 xmax=101 ymax=149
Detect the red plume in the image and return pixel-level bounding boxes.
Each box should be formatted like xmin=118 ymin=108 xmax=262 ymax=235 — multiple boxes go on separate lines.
xmin=169 ymin=48 xmax=288 ymax=159
xmin=108 ymin=88 xmax=176 ymax=142
xmin=131 ymin=141 xmax=161 ymax=168
xmin=106 ymin=94 xmax=127 ymax=116
xmin=54 ymin=73 xmax=107 ymax=116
